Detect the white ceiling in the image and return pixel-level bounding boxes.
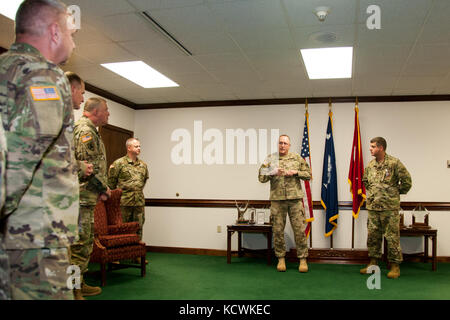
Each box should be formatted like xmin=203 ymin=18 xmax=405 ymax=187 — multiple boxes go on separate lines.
xmin=1 ymin=0 xmax=449 ymax=106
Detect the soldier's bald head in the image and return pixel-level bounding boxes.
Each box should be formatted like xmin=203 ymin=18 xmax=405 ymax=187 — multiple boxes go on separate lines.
xmin=15 ymin=0 xmax=68 ymax=37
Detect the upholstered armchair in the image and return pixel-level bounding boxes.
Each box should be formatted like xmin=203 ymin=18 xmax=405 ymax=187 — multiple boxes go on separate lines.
xmin=104 ymin=188 xmax=140 ymax=235
xmin=90 ymin=189 xmax=147 ymax=286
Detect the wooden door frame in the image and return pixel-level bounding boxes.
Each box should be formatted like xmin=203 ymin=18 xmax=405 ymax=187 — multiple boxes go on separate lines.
xmin=99 ymin=124 xmax=134 ymax=168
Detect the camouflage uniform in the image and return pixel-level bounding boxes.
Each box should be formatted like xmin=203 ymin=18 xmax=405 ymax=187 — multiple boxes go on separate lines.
xmin=0 ymin=111 xmax=5 ymax=212
xmin=0 ymin=43 xmax=79 ymax=299
xmin=258 ymin=152 xmax=311 ymax=258
xmin=70 ymin=116 xmax=108 ymax=283
xmin=0 ymin=244 xmax=9 ymax=300
xmin=108 ymin=155 xmax=149 ymax=239
xmin=363 ymin=153 xmax=412 ymax=264
xmin=0 ymin=112 xmax=9 ymax=300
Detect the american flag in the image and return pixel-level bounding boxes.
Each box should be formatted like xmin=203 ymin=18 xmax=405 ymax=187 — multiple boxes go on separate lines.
xmin=301 ymin=112 xmax=314 ymax=238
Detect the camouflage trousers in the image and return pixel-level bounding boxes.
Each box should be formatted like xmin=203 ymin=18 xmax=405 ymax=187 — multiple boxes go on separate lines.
xmin=6 ymin=247 xmax=73 ymax=300
xmin=367 ymin=210 xmax=403 ymax=264
xmin=121 ymin=206 xmax=145 ymax=240
xmin=271 ymin=200 xmax=308 ymax=259
xmin=70 ymin=205 xmax=95 ymax=283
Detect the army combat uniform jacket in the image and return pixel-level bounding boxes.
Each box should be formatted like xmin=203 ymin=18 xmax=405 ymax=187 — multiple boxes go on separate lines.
xmin=0 ymin=112 xmax=5 ymax=211
xmin=258 ymin=152 xmax=311 ymax=200
xmin=108 ymin=156 xmax=149 ymax=207
xmin=0 ymin=43 xmax=79 ymax=249
xmin=73 ymin=116 xmax=108 ymax=206
xmin=363 ymin=153 xmax=412 ymax=211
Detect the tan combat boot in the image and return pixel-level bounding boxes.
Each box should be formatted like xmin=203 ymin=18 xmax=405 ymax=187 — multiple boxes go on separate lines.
xmin=360 ymin=258 xmax=378 ymax=274
xmin=73 ymin=289 xmax=85 ymax=300
xmin=387 ymin=263 xmax=400 ymax=279
xmin=277 ymin=258 xmax=286 ymax=272
xmin=81 ymin=282 xmax=102 ymax=296
xmin=299 ymin=258 xmax=308 ymax=273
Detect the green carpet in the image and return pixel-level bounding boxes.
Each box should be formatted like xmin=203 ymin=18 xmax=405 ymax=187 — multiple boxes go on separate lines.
xmin=84 ymin=252 xmax=450 ymax=300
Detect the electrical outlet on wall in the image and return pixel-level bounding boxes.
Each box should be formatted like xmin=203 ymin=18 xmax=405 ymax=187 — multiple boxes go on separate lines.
xmin=217 ymin=225 xmax=222 ymax=233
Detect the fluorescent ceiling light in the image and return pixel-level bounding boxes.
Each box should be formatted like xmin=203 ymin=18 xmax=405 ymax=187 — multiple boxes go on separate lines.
xmin=101 ymin=61 xmax=179 ymax=88
xmin=300 ymin=47 xmax=353 ymax=79
xmin=0 ymin=0 xmax=22 ymax=20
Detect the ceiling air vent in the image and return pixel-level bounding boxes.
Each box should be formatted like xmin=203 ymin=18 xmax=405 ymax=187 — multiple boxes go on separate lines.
xmin=309 ymin=31 xmax=338 ymax=44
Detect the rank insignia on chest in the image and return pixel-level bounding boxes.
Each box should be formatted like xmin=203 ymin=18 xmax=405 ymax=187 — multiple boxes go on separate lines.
xmin=81 ymin=134 xmax=92 ymax=143
xmin=30 ymin=86 xmax=60 ymax=101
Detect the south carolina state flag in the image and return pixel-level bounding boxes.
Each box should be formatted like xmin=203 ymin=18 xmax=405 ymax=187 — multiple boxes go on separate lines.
xmin=348 ymin=105 xmax=366 ymax=219
xmin=321 ymin=111 xmax=339 ymax=237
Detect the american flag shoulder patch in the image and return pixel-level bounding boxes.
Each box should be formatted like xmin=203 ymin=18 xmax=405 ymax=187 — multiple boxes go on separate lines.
xmin=29 ymin=86 xmax=60 ymax=101
xmin=81 ymin=134 xmax=92 ymax=143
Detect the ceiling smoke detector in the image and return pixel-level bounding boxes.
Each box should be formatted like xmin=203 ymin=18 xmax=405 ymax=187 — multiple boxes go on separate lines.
xmin=314 ymin=6 xmax=330 ymax=22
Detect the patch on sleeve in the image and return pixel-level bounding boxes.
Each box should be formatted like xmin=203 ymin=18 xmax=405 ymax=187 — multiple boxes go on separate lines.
xmin=81 ymin=134 xmax=92 ymax=143
xmin=29 ymin=86 xmax=60 ymax=101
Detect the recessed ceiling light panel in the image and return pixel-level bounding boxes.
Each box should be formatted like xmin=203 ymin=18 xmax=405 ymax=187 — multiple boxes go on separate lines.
xmin=300 ymin=47 xmax=353 ymax=80
xmin=101 ymin=61 xmax=179 ymax=88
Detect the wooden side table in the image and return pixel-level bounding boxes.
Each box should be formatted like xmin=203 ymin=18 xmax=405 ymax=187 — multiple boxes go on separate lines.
xmin=383 ymin=227 xmax=437 ymax=271
xmin=227 ymin=224 xmax=272 ymax=265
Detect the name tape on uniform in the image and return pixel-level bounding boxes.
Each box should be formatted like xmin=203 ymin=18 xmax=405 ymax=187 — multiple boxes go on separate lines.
xmin=29 ymin=86 xmax=60 ymax=101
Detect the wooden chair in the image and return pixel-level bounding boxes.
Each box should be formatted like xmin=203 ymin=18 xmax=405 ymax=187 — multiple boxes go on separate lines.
xmin=90 ymin=189 xmax=147 ymax=286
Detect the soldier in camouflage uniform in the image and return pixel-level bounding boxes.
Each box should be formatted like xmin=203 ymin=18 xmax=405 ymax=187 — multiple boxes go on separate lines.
xmin=361 ymin=137 xmax=412 ymax=279
xmin=0 ymin=0 xmax=79 ymax=299
xmin=259 ymin=135 xmax=311 ymax=273
xmin=70 ymin=97 xmax=110 ymax=299
xmin=65 ymin=71 xmax=93 ymax=180
xmin=108 ymin=138 xmax=149 ymax=242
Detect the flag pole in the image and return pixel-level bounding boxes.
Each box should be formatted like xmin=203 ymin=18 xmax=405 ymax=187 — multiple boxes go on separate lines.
xmin=305 ymin=99 xmax=313 ymax=249
xmin=351 ymin=97 xmax=359 ymax=249
xmin=329 ymin=98 xmax=333 ymax=250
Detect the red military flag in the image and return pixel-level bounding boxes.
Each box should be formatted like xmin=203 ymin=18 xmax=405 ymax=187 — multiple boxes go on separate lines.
xmin=348 ymin=103 xmax=366 ymax=219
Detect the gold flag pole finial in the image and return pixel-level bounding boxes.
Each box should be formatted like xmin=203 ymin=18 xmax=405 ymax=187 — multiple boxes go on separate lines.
xmin=305 ymin=98 xmax=309 ymax=114
xmin=356 ymin=96 xmax=359 ymax=110
xmin=328 ymin=97 xmax=332 ymax=113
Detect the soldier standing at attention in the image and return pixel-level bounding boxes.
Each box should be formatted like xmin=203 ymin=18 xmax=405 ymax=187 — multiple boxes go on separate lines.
xmin=0 ymin=0 xmax=79 ymax=299
xmin=258 ymin=135 xmax=311 ymax=273
xmin=65 ymin=71 xmax=93 ymax=179
xmin=70 ymin=97 xmax=111 ymax=299
xmin=360 ymin=137 xmax=412 ymax=279
xmin=108 ymin=138 xmax=149 ymax=253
